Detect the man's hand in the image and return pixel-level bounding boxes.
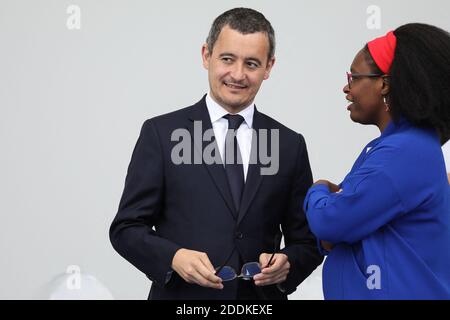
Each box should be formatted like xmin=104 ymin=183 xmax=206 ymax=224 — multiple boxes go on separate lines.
xmin=171 ymin=248 xmax=223 ymax=289
xmin=253 ymin=253 xmax=290 ymax=286
xmin=313 ymin=179 xmax=341 ymax=193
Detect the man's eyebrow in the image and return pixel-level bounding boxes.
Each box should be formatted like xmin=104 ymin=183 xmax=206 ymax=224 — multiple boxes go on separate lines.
xmin=218 ymin=53 xmax=263 ymax=65
xmin=246 ymin=57 xmax=262 ymax=65
xmin=219 ymin=53 xmax=237 ymax=58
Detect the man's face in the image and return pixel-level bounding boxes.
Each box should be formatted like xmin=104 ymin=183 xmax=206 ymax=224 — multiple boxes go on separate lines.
xmin=202 ymin=25 xmax=275 ymax=111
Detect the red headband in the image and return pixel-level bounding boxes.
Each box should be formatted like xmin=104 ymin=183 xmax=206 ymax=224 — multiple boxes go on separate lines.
xmin=367 ymin=31 xmax=397 ymax=74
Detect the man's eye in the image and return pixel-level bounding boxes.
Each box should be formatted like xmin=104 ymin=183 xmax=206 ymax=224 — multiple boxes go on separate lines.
xmin=221 ymin=57 xmax=233 ymax=63
xmin=247 ymin=62 xmax=259 ymax=69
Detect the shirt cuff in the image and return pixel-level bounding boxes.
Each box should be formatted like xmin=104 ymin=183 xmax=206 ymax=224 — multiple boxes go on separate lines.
xmin=303 ymin=184 xmax=331 ymax=212
xmin=165 ymin=270 xmax=174 ymax=285
xmin=277 ymin=282 xmax=287 ymax=293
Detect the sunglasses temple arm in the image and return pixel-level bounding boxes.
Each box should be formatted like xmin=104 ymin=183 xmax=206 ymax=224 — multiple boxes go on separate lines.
xmin=265 ymin=253 xmax=276 ymax=268
xmin=265 ymin=233 xmax=282 ymax=268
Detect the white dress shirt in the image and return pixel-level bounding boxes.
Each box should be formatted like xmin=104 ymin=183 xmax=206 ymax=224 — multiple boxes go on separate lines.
xmin=443 ymin=140 xmax=450 ymax=173
xmin=205 ymin=93 xmax=254 ymax=181
xmin=205 ymin=93 xmax=287 ymax=293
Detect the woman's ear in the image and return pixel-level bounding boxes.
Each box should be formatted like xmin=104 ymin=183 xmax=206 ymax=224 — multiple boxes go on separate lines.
xmin=381 ymin=75 xmax=390 ymax=95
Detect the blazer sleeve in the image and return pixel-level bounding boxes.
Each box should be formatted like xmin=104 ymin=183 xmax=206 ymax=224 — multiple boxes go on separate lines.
xmin=109 ymin=119 xmax=181 ymax=287
xmin=279 ymin=134 xmax=324 ymax=294
xmin=303 ymin=146 xmax=407 ymax=245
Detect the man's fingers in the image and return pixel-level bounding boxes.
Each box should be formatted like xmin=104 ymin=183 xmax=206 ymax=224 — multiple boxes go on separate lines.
xmin=198 ymin=253 xmax=223 ymax=284
xmin=173 ymin=249 xmax=222 ymax=289
xmin=188 ymin=269 xmax=208 ymax=286
xmin=255 ymin=270 xmax=289 ymax=286
xmin=262 ymin=255 xmax=288 ymax=274
xmin=272 ymin=271 xmax=289 ymax=283
xmin=259 ymin=253 xmax=270 ymax=268
xmin=189 ymin=268 xmax=223 ymax=289
xmin=194 ymin=255 xmax=223 ymax=288
xmin=199 ymin=253 xmax=217 ymax=274
xmin=262 ymin=260 xmax=282 ymax=273
xmin=255 ymin=268 xmax=289 ymax=282
xmin=254 ymin=256 xmax=289 ymax=283
xmin=197 ymin=260 xmax=222 ymax=284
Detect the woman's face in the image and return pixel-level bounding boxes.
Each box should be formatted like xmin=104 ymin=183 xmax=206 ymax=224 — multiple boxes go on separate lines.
xmin=343 ymin=49 xmax=387 ymax=125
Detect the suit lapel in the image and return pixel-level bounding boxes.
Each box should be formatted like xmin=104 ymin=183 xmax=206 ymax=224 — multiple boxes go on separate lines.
xmin=237 ymin=108 xmax=267 ymax=225
xmin=186 ymin=96 xmax=237 ymax=219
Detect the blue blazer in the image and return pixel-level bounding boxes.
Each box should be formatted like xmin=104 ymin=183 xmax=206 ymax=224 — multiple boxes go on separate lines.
xmin=304 ymin=119 xmax=450 ymax=299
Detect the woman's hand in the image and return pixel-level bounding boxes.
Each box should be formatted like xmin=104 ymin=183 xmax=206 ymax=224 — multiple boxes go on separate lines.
xmin=313 ymin=180 xmax=342 ymax=193
xmin=320 ymin=240 xmax=334 ymax=252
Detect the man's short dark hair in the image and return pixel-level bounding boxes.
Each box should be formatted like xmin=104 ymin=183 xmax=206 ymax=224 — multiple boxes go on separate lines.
xmin=206 ymin=7 xmax=276 ymax=60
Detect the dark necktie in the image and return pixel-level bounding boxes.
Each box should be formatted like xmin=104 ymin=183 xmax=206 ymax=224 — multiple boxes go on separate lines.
xmin=223 ymin=114 xmax=245 ymax=212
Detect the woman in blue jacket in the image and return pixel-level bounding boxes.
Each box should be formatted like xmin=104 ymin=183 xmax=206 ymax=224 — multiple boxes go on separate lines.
xmin=304 ymin=23 xmax=450 ymax=299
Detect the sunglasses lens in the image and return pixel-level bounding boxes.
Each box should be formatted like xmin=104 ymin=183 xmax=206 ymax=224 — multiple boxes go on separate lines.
xmin=241 ymin=262 xmax=261 ymax=279
xmin=216 ymin=266 xmax=236 ymax=281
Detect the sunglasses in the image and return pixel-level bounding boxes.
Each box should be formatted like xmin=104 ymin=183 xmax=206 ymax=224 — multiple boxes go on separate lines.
xmin=214 ymin=233 xmax=281 ymax=282
xmin=215 ymin=262 xmax=262 ymax=281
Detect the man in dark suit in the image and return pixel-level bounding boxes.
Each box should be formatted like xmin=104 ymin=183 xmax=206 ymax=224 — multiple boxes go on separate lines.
xmin=110 ymin=7 xmax=323 ymax=300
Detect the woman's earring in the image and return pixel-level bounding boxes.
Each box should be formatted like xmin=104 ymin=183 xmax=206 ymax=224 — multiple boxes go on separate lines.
xmin=383 ymin=96 xmax=390 ymax=111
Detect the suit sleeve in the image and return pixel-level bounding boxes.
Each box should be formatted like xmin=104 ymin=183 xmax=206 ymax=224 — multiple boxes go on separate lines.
xmin=279 ymin=134 xmax=324 ymax=294
xmin=109 ymin=119 xmax=181 ymax=287
xmin=303 ymin=148 xmax=407 ymax=245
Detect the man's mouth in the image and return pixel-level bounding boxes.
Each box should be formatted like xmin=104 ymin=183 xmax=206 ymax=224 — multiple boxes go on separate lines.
xmin=224 ymin=82 xmax=248 ymax=90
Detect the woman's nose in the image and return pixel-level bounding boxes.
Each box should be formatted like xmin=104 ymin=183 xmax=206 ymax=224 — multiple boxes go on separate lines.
xmin=343 ymin=84 xmax=350 ymax=93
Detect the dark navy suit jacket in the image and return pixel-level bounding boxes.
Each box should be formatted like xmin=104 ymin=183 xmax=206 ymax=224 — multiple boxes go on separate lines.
xmin=110 ymin=96 xmax=323 ymax=299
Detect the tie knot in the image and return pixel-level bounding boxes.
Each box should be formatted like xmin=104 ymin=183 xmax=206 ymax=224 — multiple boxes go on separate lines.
xmin=223 ymin=114 xmax=245 ymax=130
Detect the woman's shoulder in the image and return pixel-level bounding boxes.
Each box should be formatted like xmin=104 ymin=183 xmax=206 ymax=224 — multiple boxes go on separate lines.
xmin=362 ymin=125 xmax=443 ymax=179
xmin=380 ymin=125 xmax=441 ymax=158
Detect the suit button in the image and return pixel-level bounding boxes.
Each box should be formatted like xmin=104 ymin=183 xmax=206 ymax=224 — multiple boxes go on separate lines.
xmin=236 ymin=232 xmax=243 ymax=239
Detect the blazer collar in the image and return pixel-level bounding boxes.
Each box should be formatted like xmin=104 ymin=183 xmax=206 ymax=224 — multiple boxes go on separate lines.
xmin=187 ymin=95 xmax=269 ymax=225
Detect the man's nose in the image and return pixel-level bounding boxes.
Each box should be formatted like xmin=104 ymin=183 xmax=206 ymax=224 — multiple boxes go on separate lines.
xmin=230 ymin=63 xmax=246 ymax=82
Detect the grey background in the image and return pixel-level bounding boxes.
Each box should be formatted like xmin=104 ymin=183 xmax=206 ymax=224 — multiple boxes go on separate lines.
xmin=1 ymin=0 xmax=449 ymax=299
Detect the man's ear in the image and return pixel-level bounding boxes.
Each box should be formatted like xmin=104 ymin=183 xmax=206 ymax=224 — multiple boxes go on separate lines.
xmin=263 ymin=56 xmax=276 ymax=80
xmin=201 ymin=44 xmax=210 ymax=70
xmin=381 ymin=75 xmax=390 ymax=96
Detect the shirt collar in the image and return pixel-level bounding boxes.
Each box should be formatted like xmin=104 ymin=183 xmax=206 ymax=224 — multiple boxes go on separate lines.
xmin=380 ymin=117 xmax=411 ymax=139
xmin=205 ymin=93 xmax=254 ymax=128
